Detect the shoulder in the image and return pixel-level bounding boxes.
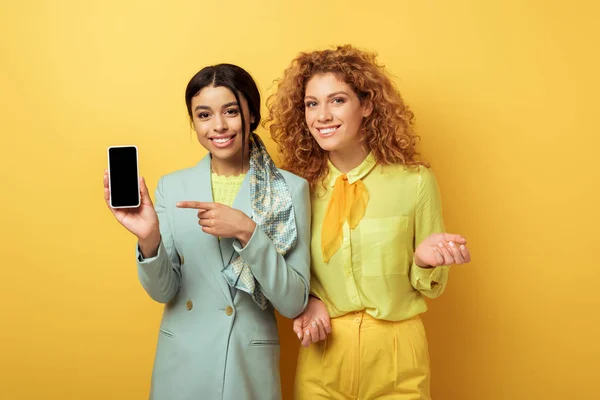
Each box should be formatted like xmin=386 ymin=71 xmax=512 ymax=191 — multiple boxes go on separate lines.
xmin=157 ymin=167 xmax=195 ymax=189
xmin=277 ymin=168 xmax=309 ymax=195
xmin=416 ymin=165 xmax=439 ymax=190
xmin=156 ymin=156 xmax=209 ymax=191
xmin=377 ymin=163 xmax=438 ymax=185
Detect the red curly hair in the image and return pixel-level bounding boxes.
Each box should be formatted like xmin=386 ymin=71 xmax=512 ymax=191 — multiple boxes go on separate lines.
xmin=264 ymin=44 xmax=428 ymax=190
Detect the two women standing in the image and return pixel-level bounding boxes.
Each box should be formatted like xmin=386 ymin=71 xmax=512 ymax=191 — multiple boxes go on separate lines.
xmin=104 ymin=45 xmax=470 ymax=400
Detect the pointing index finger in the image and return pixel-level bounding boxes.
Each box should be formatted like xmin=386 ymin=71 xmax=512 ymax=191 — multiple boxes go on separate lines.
xmin=176 ymin=201 xmax=214 ymax=209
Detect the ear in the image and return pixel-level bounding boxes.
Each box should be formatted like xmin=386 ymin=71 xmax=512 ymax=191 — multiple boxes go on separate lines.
xmin=362 ymin=100 xmax=373 ymax=118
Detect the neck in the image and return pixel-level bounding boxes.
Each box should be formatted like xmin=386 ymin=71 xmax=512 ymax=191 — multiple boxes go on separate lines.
xmin=211 ymin=152 xmax=250 ymax=176
xmin=328 ymin=145 xmax=369 ymax=174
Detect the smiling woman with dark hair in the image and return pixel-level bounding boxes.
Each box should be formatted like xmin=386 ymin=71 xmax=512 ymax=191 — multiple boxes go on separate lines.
xmin=103 ymin=64 xmax=311 ymax=400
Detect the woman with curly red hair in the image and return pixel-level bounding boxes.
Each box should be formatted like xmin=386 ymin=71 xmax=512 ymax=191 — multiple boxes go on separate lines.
xmin=266 ymin=45 xmax=472 ymax=399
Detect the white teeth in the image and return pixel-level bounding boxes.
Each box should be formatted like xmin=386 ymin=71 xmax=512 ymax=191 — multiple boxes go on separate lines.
xmin=319 ymin=127 xmax=337 ymax=134
xmin=213 ymin=137 xmax=231 ymax=143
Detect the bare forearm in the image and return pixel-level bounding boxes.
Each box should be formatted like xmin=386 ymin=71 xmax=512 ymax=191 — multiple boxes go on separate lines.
xmin=139 ymin=229 xmax=161 ymax=258
xmin=236 ymin=218 xmax=257 ymax=248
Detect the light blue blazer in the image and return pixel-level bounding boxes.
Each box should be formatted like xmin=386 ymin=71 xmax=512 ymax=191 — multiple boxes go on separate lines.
xmin=136 ymin=155 xmax=311 ymax=400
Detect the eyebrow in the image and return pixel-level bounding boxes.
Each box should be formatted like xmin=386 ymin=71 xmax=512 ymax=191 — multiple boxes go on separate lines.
xmin=221 ymin=101 xmax=239 ymax=109
xmin=304 ymin=91 xmax=350 ymax=101
xmin=194 ymin=101 xmax=239 ymax=112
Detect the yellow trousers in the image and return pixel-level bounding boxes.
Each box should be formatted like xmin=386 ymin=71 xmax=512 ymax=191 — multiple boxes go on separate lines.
xmin=294 ymin=311 xmax=431 ymax=400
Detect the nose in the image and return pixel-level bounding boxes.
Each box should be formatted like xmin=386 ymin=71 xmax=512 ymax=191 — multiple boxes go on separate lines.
xmin=317 ymin=105 xmax=333 ymax=123
xmin=213 ymin=115 xmax=228 ymax=132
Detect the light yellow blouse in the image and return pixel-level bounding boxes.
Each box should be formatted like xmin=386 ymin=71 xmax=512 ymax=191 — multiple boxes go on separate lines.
xmin=211 ymin=173 xmax=245 ymax=207
xmin=310 ymin=153 xmax=449 ymax=321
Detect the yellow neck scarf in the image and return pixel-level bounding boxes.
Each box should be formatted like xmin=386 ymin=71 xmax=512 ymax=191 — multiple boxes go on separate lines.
xmin=321 ymin=174 xmax=369 ymax=263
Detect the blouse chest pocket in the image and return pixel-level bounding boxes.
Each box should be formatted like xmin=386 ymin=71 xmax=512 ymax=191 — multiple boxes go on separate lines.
xmin=359 ymin=216 xmax=410 ymax=276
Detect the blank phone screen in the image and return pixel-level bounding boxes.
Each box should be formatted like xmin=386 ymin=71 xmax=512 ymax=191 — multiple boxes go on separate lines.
xmin=108 ymin=146 xmax=140 ymax=207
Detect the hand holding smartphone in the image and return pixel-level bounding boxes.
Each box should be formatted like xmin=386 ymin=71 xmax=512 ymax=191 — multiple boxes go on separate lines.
xmin=104 ymin=145 xmax=160 ymax=256
xmin=107 ymin=145 xmax=141 ymax=208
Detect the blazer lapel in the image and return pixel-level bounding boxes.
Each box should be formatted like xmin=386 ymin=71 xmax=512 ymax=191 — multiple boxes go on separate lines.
xmin=191 ymin=155 xmax=233 ymax=303
xmin=219 ymin=172 xmax=253 ymax=267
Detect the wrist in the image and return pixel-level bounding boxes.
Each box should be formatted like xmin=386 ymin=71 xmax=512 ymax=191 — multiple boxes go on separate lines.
xmin=138 ymin=224 xmax=160 ymax=241
xmin=139 ymin=230 xmax=161 ymax=258
xmin=413 ymin=254 xmax=433 ymax=269
xmin=237 ymin=218 xmax=256 ymax=247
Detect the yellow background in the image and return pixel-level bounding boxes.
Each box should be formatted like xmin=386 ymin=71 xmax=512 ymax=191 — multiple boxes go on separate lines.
xmin=1 ymin=0 xmax=598 ymax=399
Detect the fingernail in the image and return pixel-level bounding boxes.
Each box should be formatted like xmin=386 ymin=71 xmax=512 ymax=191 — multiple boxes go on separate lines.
xmin=449 ymin=241 xmax=455 ymax=247
xmin=305 ymin=330 xmax=310 ymax=336
xmin=311 ymin=321 xmax=317 ymax=328
xmin=460 ymin=245 xmax=466 ymax=250
xmin=297 ymin=333 xmax=302 ymax=339
xmin=438 ymin=242 xmax=444 ymax=247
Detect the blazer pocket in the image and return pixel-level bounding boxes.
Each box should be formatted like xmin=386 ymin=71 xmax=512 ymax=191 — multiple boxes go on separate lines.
xmin=249 ymin=339 xmax=280 ymax=346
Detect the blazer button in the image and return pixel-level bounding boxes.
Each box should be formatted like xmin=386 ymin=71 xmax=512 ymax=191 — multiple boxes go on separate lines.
xmin=225 ymin=306 xmax=233 ymax=316
xmin=186 ymin=300 xmax=193 ymax=310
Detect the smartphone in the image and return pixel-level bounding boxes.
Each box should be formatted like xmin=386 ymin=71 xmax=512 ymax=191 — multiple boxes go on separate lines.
xmin=107 ymin=145 xmax=141 ymax=208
